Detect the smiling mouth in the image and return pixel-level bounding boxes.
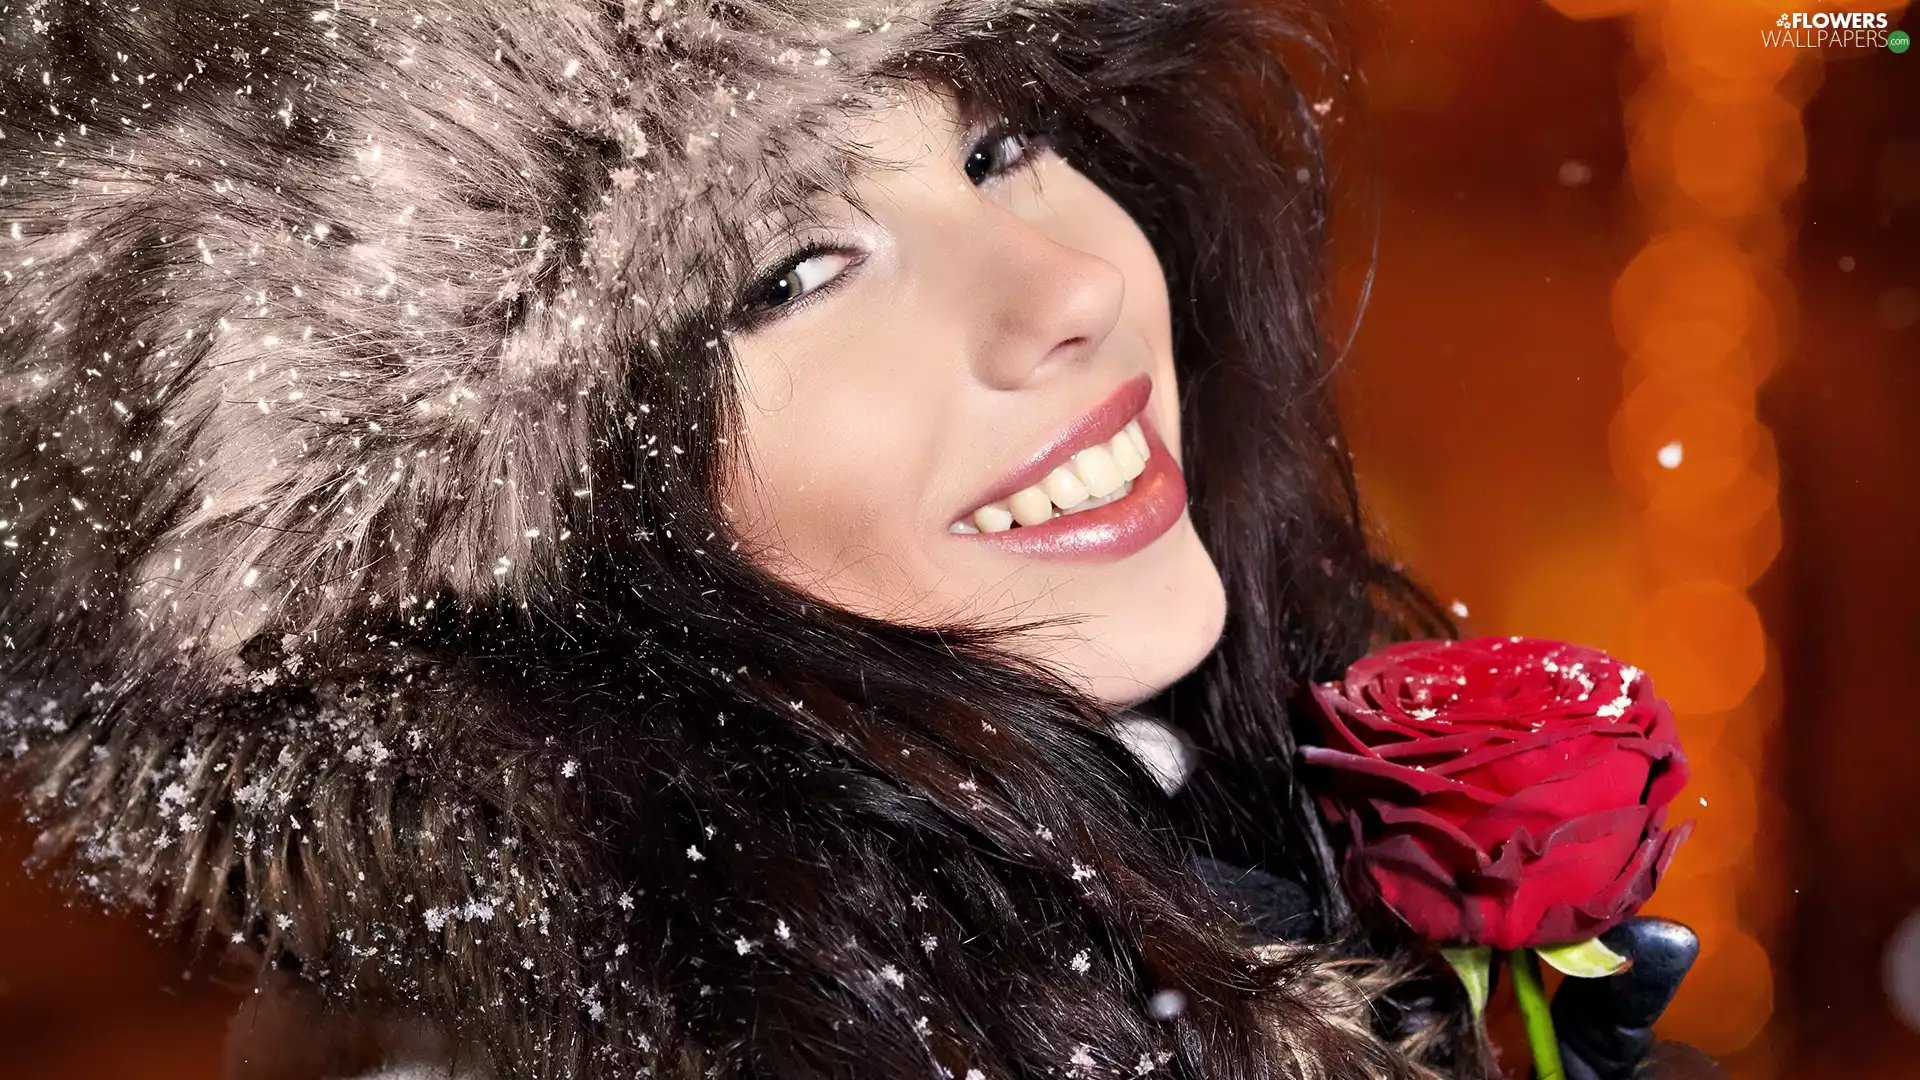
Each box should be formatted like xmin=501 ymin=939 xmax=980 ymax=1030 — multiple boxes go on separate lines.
xmin=950 ymin=418 xmax=1150 ymax=534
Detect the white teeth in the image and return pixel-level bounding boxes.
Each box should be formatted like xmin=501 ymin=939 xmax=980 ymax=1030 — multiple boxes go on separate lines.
xmin=1073 ymin=479 xmax=1133 ymax=513
xmin=1109 ymin=428 xmax=1146 ymax=481
xmin=973 ymin=503 xmax=1014 ymax=533
xmin=1071 ymin=444 xmax=1122 ymax=498
xmin=953 ymin=415 xmax=1156 ymax=534
xmin=1040 ymin=465 xmax=1090 ymax=511
xmin=1007 ymin=486 xmax=1054 ymax=527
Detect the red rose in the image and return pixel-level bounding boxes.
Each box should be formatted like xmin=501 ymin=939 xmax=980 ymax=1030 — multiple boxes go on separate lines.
xmin=1301 ymin=636 xmax=1691 ymax=950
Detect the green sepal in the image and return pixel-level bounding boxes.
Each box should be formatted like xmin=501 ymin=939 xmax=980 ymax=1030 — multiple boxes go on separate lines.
xmin=1440 ymin=945 xmax=1493 ymax=1021
xmin=1536 ymin=936 xmax=1633 ymax=978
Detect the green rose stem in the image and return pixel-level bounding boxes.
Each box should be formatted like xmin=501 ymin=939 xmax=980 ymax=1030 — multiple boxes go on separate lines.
xmin=1509 ymin=948 xmax=1565 ymax=1080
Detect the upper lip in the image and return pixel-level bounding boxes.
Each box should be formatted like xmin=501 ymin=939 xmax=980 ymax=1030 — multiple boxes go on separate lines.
xmin=958 ymin=374 xmax=1154 ymax=520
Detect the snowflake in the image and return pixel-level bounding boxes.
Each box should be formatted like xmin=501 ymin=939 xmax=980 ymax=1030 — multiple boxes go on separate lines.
xmin=686 ymin=845 xmax=706 ymax=862
xmin=1146 ymin=988 xmax=1187 ymax=1021
xmin=876 ymin=964 xmax=905 ymax=987
xmin=1069 ymin=949 xmax=1090 ymax=973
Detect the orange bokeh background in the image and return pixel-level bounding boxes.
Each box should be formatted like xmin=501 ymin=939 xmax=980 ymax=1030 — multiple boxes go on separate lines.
xmin=1332 ymin=1 xmax=1917 ymax=1077
xmin=3 ymin=2 xmax=1916 ymax=1078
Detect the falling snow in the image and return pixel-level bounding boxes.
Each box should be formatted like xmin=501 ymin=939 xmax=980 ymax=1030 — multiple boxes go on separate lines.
xmin=0 ymin=4 xmax=1421 ymax=1079
xmin=1146 ymin=989 xmax=1187 ymax=1021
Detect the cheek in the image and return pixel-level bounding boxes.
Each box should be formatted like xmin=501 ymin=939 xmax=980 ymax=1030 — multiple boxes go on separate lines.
xmin=1118 ymin=235 xmax=1182 ymax=455
xmin=724 ymin=347 xmax=951 ymax=602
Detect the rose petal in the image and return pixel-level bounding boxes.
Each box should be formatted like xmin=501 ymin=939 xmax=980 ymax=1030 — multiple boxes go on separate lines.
xmin=1456 ymin=738 xmax=1655 ymax=808
xmin=1372 ymin=800 xmax=1498 ymax=870
xmin=1300 ymin=745 xmax=1506 ymax=803
xmin=1370 ymin=729 xmax=1518 ymax=762
xmin=1422 ymin=721 xmax=1636 ymax=778
xmin=1476 ymin=812 xmax=1654 ymax=948
xmin=1347 ymin=832 xmax=1482 ymax=944
xmin=1521 ymin=821 xmax=1684 ymax=947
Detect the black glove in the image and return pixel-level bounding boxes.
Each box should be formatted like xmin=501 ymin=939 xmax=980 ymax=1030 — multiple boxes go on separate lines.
xmin=1187 ymin=858 xmax=1722 ymax=1080
xmin=1542 ymin=917 xmax=1720 ymax=1080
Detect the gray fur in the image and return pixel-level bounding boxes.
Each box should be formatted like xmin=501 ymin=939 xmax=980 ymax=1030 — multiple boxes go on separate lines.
xmin=2 ymin=0 xmax=984 ymax=662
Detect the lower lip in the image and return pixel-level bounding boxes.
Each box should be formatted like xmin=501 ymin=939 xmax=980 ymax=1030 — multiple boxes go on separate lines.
xmin=953 ymin=419 xmax=1188 ymax=561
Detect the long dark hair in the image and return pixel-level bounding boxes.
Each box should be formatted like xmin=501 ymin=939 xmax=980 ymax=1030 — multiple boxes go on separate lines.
xmin=3 ymin=2 xmax=1478 ymax=1079
xmin=544 ymin=4 xmax=1476 ymax=1079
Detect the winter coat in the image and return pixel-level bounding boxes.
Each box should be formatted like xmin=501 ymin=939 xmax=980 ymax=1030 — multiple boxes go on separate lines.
xmin=2 ymin=3 xmax=1385 ymax=1080
xmin=217 ymin=718 xmax=1325 ymax=1080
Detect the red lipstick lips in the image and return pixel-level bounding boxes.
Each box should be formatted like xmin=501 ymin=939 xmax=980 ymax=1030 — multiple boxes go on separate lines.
xmin=951 ymin=375 xmax=1188 ymax=561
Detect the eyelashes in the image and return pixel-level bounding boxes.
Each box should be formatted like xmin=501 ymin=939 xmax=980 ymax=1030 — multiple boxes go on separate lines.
xmin=726 ymin=118 xmax=1059 ymax=332
xmin=731 ymin=242 xmax=865 ymax=330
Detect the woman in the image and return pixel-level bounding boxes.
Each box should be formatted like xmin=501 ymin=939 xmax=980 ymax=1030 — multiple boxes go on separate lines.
xmin=0 ymin=1 xmax=1701 ymax=1078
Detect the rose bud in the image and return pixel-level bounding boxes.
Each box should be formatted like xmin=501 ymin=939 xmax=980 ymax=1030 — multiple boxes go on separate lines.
xmin=1301 ymin=636 xmax=1692 ymax=951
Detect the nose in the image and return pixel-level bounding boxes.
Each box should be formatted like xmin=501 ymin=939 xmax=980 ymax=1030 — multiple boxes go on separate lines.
xmin=962 ymin=207 xmax=1129 ymax=391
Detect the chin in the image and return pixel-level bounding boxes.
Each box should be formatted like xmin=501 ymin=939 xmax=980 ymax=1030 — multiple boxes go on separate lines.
xmin=1073 ymin=522 xmax=1229 ymax=708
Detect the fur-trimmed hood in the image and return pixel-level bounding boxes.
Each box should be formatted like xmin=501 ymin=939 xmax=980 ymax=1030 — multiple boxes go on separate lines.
xmin=2 ymin=4 xmax=1421 ymax=1080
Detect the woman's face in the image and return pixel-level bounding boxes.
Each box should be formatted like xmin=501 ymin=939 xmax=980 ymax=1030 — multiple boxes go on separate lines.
xmin=721 ymin=85 xmax=1226 ymax=707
